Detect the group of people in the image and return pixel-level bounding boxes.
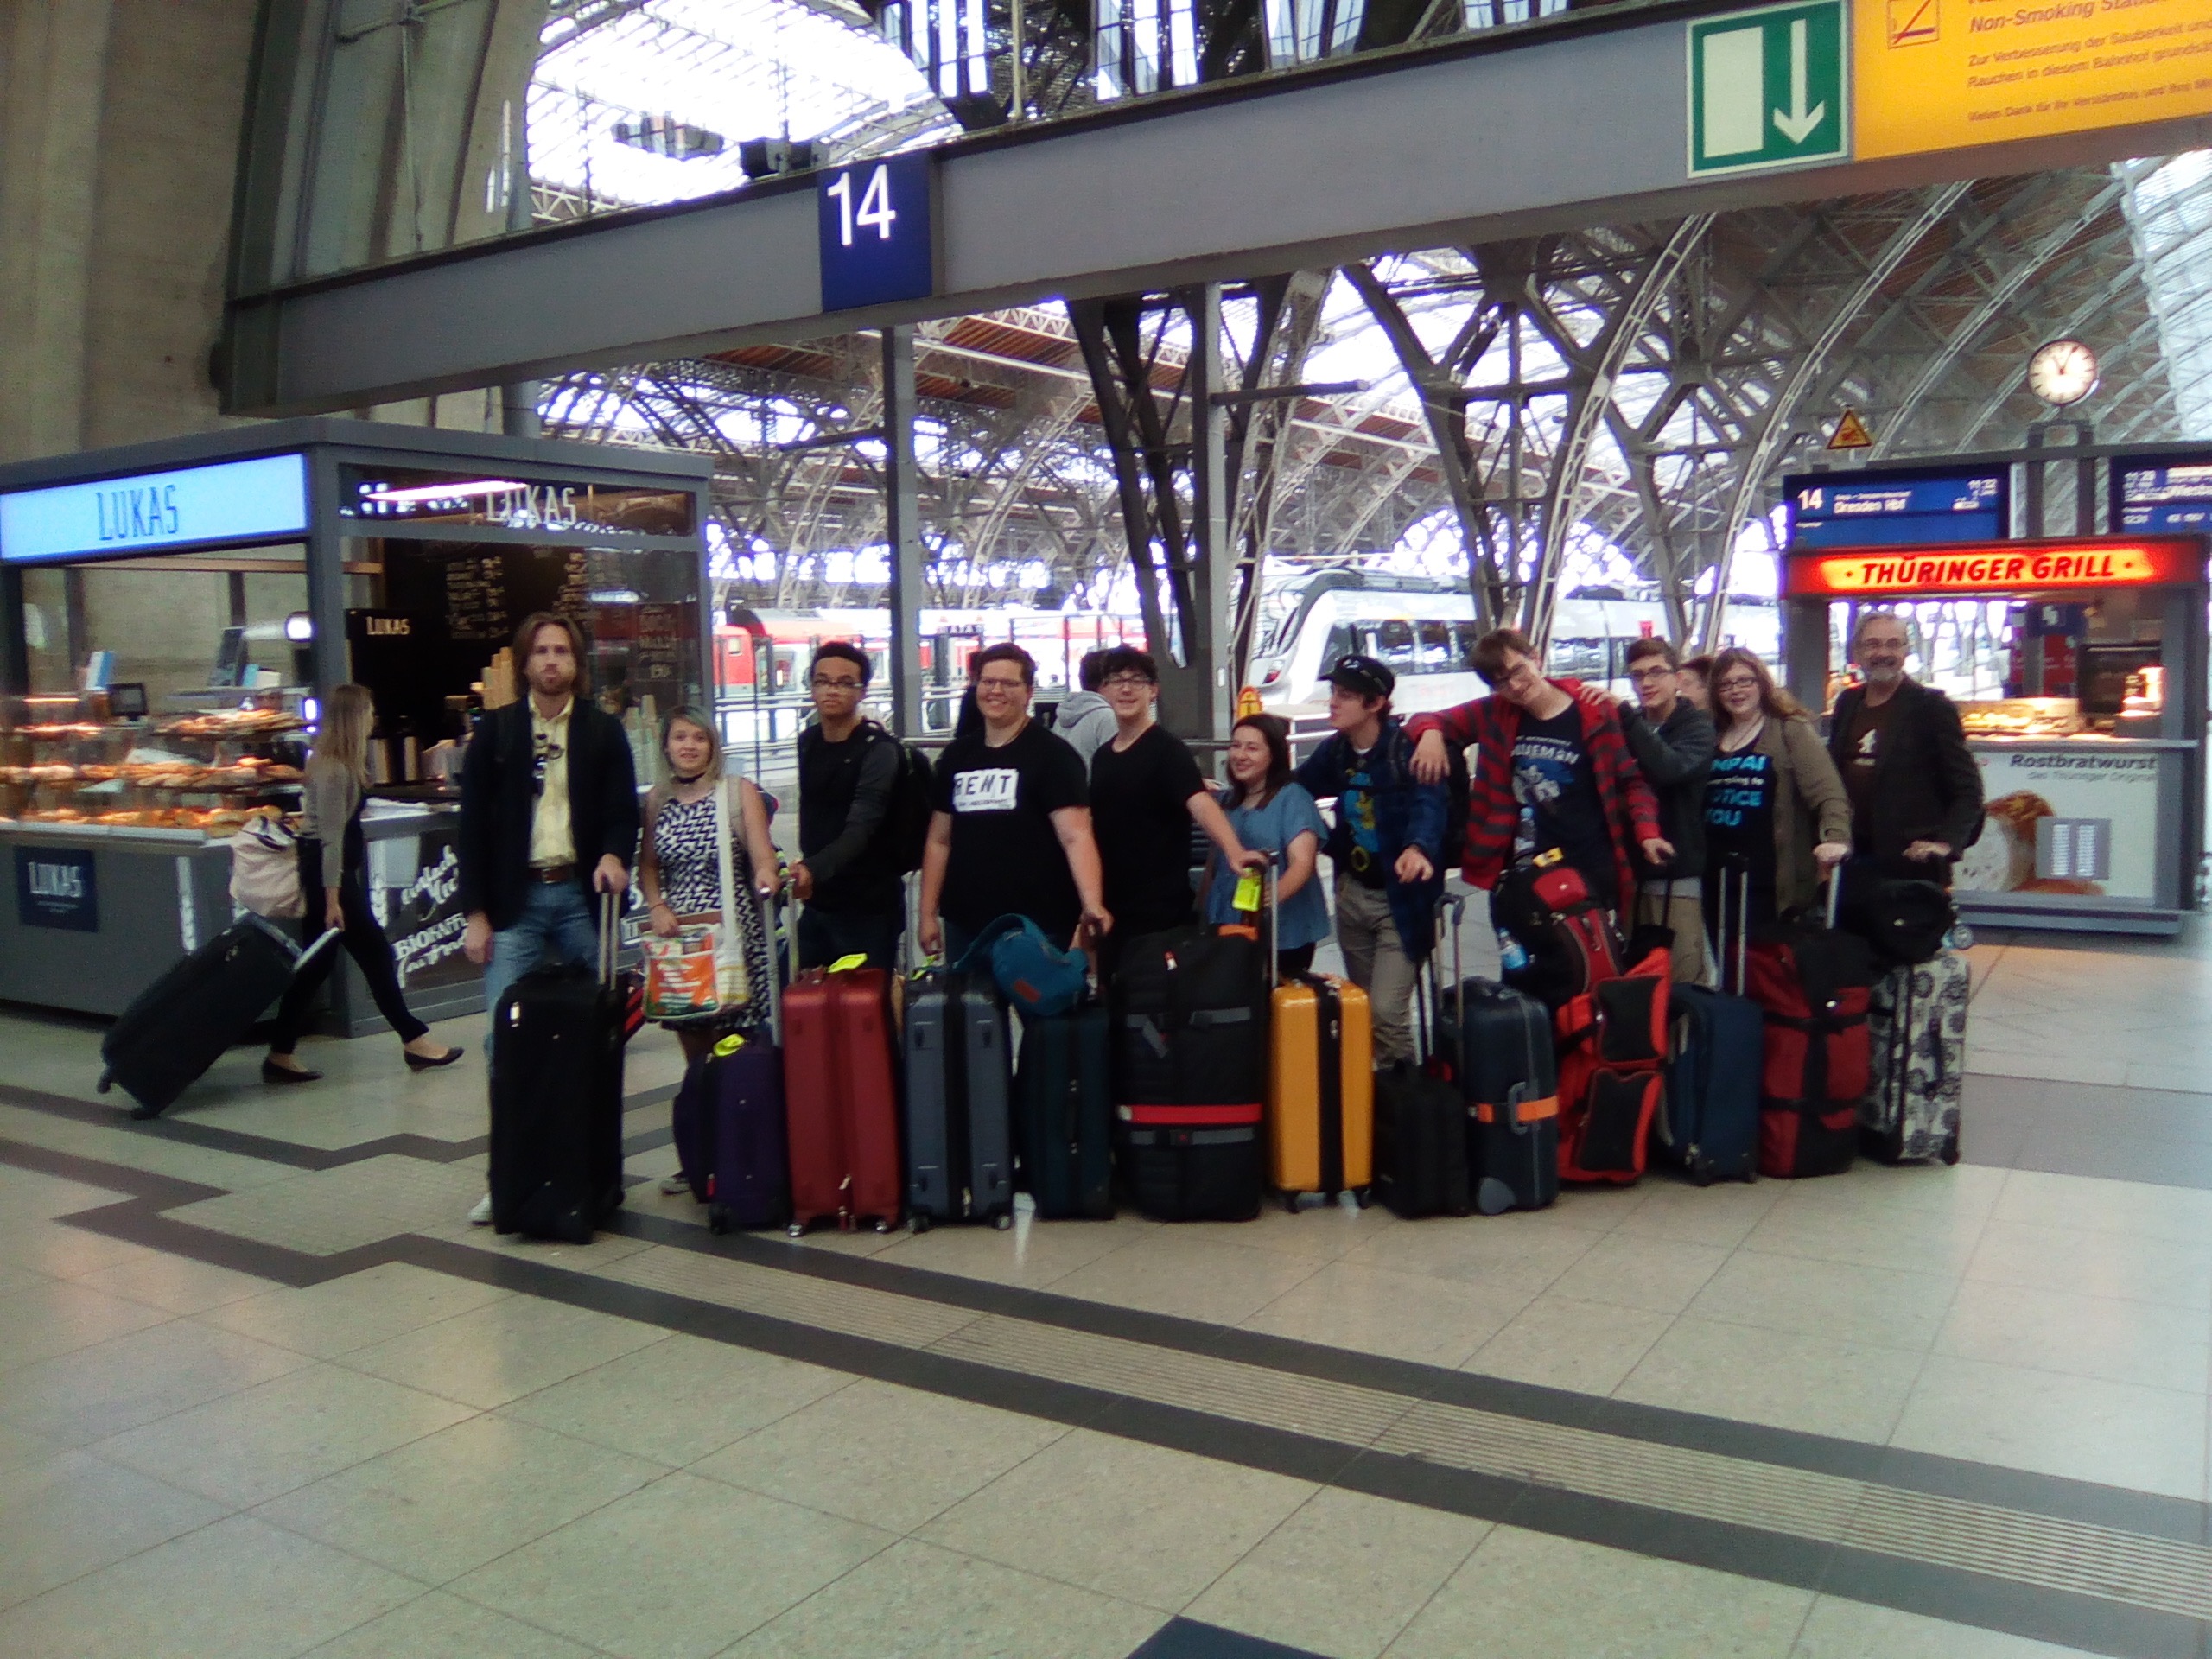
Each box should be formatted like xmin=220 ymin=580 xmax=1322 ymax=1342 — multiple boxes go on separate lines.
xmin=258 ymin=607 xmax=1980 ymax=1228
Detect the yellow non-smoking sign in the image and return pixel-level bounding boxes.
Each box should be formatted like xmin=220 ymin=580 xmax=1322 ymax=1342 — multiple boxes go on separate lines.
xmin=1856 ymin=0 xmax=2212 ymax=158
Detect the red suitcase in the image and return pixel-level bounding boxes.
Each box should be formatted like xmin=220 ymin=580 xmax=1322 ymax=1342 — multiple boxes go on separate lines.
xmin=782 ymin=963 xmax=903 ymax=1235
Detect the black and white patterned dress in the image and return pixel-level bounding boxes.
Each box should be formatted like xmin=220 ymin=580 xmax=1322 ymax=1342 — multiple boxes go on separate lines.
xmin=652 ymin=789 xmax=773 ymax=1026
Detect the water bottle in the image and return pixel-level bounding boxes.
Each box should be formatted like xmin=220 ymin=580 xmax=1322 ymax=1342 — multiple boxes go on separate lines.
xmin=1497 ymin=929 xmax=1530 ymax=976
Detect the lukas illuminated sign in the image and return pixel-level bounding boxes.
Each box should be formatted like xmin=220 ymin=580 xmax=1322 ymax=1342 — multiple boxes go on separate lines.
xmin=1787 ymin=537 xmax=2205 ymax=598
xmin=0 ymin=454 xmax=309 ymax=565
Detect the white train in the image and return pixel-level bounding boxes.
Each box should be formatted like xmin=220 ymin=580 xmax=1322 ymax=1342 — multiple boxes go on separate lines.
xmin=1247 ymin=571 xmax=1780 ymax=718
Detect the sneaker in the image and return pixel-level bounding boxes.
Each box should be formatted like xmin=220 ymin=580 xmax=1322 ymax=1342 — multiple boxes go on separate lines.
xmin=658 ymin=1173 xmax=691 ymax=1197
xmin=467 ymin=1193 xmax=494 ymax=1226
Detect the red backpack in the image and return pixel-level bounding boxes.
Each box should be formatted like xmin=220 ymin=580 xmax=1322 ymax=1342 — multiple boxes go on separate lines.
xmin=1552 ymin=947 xmax=1671 ymax=1185
xmin=1492 ymin=852 xmax=1623 ymax=1009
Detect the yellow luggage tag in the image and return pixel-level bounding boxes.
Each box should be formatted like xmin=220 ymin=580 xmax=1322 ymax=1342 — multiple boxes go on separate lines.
xmin=1231 ymin=866 xmax=1264 ymax=913
xmin=712 ymin=1033 xmax=747 ymax=1058
xmin=826 ymin=952 xmax=869 ymax=974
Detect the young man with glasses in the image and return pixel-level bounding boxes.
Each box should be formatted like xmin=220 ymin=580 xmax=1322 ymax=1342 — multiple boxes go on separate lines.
xmin=458 ymin=611 xmax=639 ymax=1225
xmin=917 ymin=643 xmax=1109 ymax=962
xmin=1409 ymin=628 xmax=1669 ymax=929
xmin=1605 ymin=637 xmax=1716 ymax=982
xmin=790 ymin=641 xmax=906 ymax=971
xmin=1086 ymin=646 xmax=1263 ymax=969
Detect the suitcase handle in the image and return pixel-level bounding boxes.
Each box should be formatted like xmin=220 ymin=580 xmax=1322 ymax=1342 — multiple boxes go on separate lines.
xmin=1267 ymin=858 xmax=1280 ymax=988
xmin=598 ymin=888 xmax=620 ymax=988
xmin=760 ymin=889 xmax=784 ymax=1045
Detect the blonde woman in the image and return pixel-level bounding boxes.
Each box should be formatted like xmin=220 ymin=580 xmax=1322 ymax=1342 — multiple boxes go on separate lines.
xmin=265 ymin=684 xmax=461 ymax=1082
xmin=638 ymin=708 xmax=782 ymax=1195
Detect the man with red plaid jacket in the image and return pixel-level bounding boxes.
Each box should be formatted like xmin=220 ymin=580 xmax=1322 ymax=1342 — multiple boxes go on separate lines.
xmin=1408 ymin=628 xmax=1670 ymax=918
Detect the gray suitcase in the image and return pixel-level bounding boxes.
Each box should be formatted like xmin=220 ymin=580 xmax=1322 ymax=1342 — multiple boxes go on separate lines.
xmin=1861 ymin=950 xmax=1967 ymax=1164
xmin=902 ymin=969 xmax=1015 ymax=1230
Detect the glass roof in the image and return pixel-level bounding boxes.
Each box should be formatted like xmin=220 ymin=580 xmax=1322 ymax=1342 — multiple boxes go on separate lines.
xmin=2125 ymin=152 xmax=2212 ymax=440
xmin=529 ymin=0 xmax=953 ymax=213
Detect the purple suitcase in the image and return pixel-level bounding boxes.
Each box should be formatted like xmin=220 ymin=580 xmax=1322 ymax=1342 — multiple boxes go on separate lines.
xmin=671 ymin=1034 xmax=791 ymax=1232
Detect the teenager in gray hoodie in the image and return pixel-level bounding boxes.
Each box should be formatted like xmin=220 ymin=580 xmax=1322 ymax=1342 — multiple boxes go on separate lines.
xmin=1053 ymin=648 xmax=1118 ymax=767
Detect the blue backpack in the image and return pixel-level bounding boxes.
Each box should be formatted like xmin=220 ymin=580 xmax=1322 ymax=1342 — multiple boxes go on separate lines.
xmin=956 ymin=914 xmax=1090 ymax=1017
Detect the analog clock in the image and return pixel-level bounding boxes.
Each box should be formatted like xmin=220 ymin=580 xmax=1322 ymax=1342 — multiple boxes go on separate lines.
xmin=2026 ymin=338 xmax=2100 ymax=407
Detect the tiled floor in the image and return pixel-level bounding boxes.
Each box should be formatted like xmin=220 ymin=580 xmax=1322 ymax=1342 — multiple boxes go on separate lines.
xmin=0 ymin=923 xmax=2209 ymax=1656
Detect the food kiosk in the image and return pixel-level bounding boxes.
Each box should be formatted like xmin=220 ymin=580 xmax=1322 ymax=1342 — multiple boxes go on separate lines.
xmin=1780 ymin=533 xmax=2208 ymax=935
xmin=0 ymin=420 xmax=711 ymax=1028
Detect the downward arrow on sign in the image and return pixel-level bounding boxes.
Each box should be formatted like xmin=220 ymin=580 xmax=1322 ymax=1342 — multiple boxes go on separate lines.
xmin=1771 ymin=16 xmax=1826 ymax=144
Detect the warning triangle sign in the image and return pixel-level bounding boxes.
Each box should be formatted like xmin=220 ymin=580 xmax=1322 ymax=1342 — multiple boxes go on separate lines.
xmin=1827 ymin=408 xmax=1875 ymax=451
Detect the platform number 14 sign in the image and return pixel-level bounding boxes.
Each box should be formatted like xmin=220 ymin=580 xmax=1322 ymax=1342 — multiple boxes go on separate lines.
xmin=1688 ymin=0 xmax=1848 ymax=177
xmin=817 ymin=155 xmax=935 ymax=313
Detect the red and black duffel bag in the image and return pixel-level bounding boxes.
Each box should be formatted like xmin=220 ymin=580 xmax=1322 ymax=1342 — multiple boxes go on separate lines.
xmin=1745 ymin=882 xmax=1873 ymax=1179
xmin=1492 ymin=849 xmax=1624 ymax=1010
xmin=1553 ymin=946 xmax=1671 ymax=1185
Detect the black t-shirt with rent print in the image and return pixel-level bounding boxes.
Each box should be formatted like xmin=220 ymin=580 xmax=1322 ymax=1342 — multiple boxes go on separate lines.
xmin=932 ymin=719 xmax=1090 ymax=940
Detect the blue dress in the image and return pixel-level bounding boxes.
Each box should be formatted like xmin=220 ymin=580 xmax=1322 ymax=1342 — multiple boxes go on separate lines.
xmin=1202 ymin=782 xmax=1332 ymax=950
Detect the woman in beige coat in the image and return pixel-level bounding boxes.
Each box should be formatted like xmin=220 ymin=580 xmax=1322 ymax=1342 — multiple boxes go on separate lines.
xmin=1701 ymin=647 xmax=1852 ymax=944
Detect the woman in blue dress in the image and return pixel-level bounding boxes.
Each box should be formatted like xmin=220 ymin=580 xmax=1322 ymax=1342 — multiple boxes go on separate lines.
xmin=1200 ymin=714 xmax=1332 ymax=977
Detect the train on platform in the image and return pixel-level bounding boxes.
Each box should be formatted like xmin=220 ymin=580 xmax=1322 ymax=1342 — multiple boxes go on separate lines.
xmin=709 ymin=574 xmax=1779 ymax=757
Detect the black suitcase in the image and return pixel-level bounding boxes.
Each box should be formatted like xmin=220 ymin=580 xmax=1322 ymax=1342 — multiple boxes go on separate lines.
xmin=905 ymin=969 xmax=1017 ymax=1229
xmin=1433 ymin=894 xmax=1558 ymax=1214
xmin=489 ymin=893 xmax=626 ymax=1243
xmin=99 ymin=918 xmax=340 ymax=1118
xmin=1018 ymin=1003 xmax=1116 ymax=1219
xmin=1372 ymin=912 xmax=1471 ymax=1219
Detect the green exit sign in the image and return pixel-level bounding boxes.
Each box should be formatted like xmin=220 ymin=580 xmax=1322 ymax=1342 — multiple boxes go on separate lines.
xmin=1688 ymin=0 xmax=1848 ymax=177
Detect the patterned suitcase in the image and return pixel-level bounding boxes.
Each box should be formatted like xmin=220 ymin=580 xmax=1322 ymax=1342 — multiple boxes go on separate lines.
xmin=1861 ymin=950 xmax=1967 ymax=1165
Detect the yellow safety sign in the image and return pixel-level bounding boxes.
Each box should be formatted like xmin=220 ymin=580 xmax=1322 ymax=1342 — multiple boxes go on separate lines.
xmin=1827 ymin=408 xmax=1876 ymax=450
xmin=1857 ymin=0 xmax=2212 ymax=161
xmin=1235 ymin=685 xmax=1264 ymax=718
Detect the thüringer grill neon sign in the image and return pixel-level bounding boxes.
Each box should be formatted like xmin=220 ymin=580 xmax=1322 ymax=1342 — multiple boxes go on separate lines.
xmin=1787 ymin=537 xmax=2205 ymax=598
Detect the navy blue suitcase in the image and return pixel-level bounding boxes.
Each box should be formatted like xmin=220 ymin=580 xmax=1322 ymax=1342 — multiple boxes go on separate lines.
xmin=1019 ymin=1004 xmax=1117 ymax=1219
xmin=904 ymin=970 xmax=1016 ymax=1229
xmin=1661 ymin=984 xmax=1762 ymax=1185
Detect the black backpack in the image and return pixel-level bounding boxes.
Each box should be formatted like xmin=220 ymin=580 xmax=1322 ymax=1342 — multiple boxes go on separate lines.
xmin=868 ymin=724 xmax=936 ymax=876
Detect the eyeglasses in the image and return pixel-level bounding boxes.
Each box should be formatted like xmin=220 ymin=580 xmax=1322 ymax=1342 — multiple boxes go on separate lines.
xmin=1101 ymin=674 xmax=1153 ymax=690
xmin=975 ymin=676 xmax=1027 ymax=692
xmin=810 ymin=676 xmax=863 ymax=691
xmin=1627 ymin=664 xmax=1675 ymax=680
xmin=1715 ymin=677 xmax=1760 ymax=693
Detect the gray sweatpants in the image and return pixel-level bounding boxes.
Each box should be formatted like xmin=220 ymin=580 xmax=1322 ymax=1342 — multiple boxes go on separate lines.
xmin=1334 ymin=875 xmax=1421 ymax=1067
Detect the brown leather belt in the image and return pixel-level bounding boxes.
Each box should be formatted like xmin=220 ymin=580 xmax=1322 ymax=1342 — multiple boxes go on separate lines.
xmin=530 ymin=863 xmax=575 ymax=884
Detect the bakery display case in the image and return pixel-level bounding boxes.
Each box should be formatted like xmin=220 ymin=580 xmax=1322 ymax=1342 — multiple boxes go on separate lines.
xmin=0 ymin=420 xmax=711 ymax=1026
xmin=1782 ymin=532 xmax=2207 ymax=935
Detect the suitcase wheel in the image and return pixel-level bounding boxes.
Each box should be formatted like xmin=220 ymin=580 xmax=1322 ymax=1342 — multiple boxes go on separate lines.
xmin=1941 ymin=1133 xmax=1960 ymax=1167
xmin=96 ymin=1071 xmax=111 ymax=1095
xmin=708 ymin=1205 xmax=731 ymax=1236
xmin=992 ymin=1211 xmax=1013 ymax=1231
xmin=909 ymin=1213 xmax=933 ymax=1236
xmin=1689 ymin=1156 xmax=1713 ymax=1189
xmin=872 ymin=1217 xmax=893 ymax=1234
xmin=785 ymin=1221 xmax=806 ymax=1238
xmin=1351 ymin=1186 xmax=1373 ymax=1210
xmin=1280 ymin=1191 xmax=1302 ymax=1214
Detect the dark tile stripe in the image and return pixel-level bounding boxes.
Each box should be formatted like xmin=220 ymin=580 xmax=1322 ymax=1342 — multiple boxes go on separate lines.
xmin=1128 ymin=1620 xmax=1334 ymax=1659
xmin=3 ymin=1133 xmax=2200 ymax=1659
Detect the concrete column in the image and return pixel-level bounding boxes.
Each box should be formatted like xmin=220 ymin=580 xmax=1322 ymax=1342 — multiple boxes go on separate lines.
xmin=1175 ymin=283 xmax=1233 ymax=744
xmin=882 ymin=326 xmax=927 ymax=739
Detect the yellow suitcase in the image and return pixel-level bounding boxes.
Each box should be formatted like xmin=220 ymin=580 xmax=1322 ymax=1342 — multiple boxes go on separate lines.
xmin=1266 ymin=973 xmax=1374 ymax=1203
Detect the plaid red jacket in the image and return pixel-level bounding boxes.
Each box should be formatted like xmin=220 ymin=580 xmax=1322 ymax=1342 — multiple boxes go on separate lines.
xmin=1406 ymin=681 xmax=1662 ymax=906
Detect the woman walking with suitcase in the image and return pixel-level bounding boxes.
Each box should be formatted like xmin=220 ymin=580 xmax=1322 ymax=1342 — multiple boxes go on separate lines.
xmin=263 ymin=684 xmax=461 ymax=1082
xmin=1199 ymin=714 xmax=1331 ymax=979
xmin=1700 ymin=648 xmax=1853 ymax=943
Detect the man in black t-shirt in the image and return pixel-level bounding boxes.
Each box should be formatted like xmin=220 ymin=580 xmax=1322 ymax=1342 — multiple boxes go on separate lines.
xmin=918 ymin=643 xmax=1109 ymax=959
xmin=1087 ymin=646 xmax=1261 ymax=969
xmin=791 ymin=642 xmax=905 ymax=972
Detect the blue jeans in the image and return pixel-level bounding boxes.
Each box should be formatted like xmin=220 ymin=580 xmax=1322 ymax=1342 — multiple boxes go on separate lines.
xmin=484 ymin=881 xmax=601 ymax=1037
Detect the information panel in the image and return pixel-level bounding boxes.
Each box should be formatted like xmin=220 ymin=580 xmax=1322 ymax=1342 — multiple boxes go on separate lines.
xmin=1784 ymin=463 xmax=2009 ymax=547
xmin=2111 ymin=454 xmax=2212 ymax=531
xmin=817 ymin=154 xmax=934 ymax=312
xmin=1956 ymin=747 xmax=2161 ymax=902
xmin=1856 ymin=0 xmax=2212 ymax=162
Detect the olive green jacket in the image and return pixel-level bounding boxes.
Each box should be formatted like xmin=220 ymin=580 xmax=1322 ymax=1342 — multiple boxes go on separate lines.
xmin=1718 ymin=712 xmax=1853 ymax=917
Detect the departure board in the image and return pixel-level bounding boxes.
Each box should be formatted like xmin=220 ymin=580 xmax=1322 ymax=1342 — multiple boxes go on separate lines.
xmin=2111 ymin=455 xmax=2212 ymax=533
xmin=1784 ymin=464 xmax=2009 ymax=548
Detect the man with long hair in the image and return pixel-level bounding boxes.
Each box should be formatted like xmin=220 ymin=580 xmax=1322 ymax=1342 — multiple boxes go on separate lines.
xmin=459 ymin=613 xmax=639 ymax=1225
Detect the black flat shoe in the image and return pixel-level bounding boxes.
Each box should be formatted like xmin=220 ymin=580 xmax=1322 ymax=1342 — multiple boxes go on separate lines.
xmin=262 ymin=1059 xmax=321 ymax=1084
xmin=404 ymin=1046 xmax=465 ymax=1071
